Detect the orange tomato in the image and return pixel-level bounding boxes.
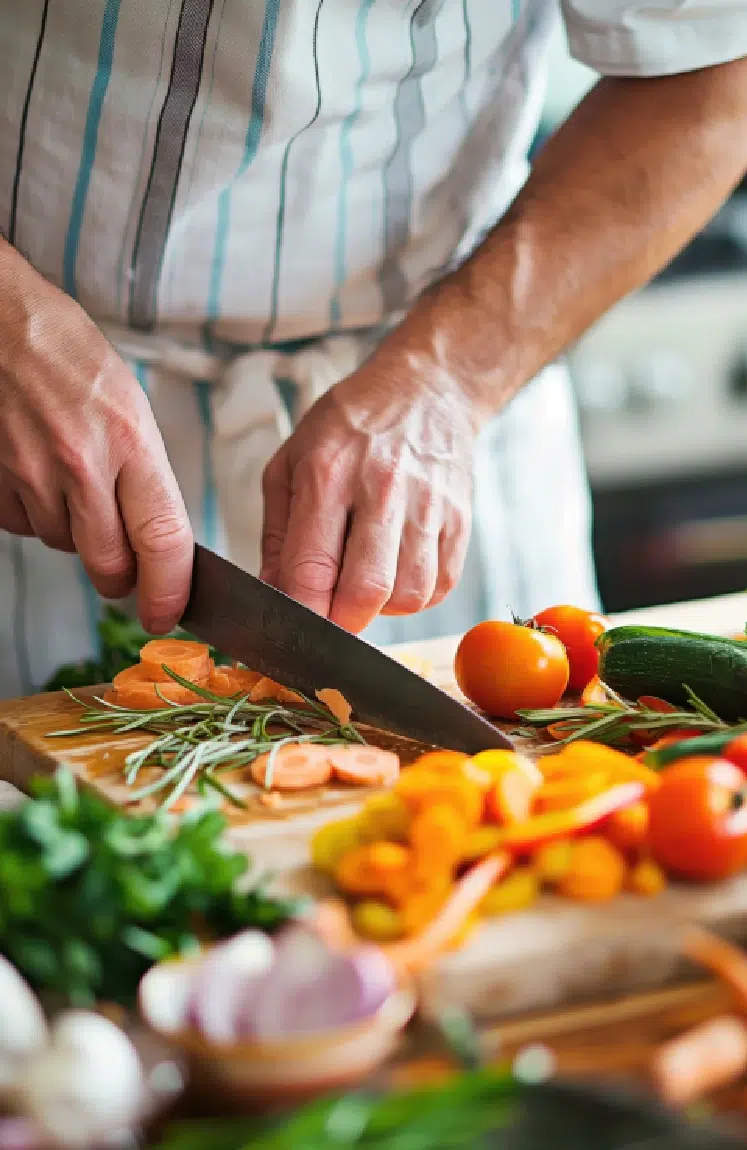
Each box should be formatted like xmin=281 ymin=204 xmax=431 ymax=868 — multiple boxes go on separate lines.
xmin=648 ymin=758 xmax=747 ymax=882
xmin=454 ymin=620 xmax=569 ymax=720
xmin=532 ymin=605 xmax=609 ymax=693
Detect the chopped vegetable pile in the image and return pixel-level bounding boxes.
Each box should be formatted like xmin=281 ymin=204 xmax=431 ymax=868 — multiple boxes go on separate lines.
xmin=0 ymin=770 xmax=301 ymax=1006
xmin=312 ymin=742 xmax=667 ymax=946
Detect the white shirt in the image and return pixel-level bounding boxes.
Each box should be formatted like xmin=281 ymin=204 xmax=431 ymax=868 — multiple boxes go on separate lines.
xmin=0 ymin=0 xmax=744 ymax=696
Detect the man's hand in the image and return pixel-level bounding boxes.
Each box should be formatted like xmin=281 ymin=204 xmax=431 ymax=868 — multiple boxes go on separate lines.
xmin=260 ymin=346 xmax=478 ymax=634
xmin=0 ymin=242 xmax=193 ymax=633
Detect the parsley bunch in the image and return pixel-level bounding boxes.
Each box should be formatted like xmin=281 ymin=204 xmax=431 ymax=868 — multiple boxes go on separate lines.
xmin=0 ymin=770 xmax=301 ymax=1006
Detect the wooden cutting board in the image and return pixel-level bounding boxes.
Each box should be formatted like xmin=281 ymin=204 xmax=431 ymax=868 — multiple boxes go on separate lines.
xmin=4 ymin=594 xmax=747 ymax=1023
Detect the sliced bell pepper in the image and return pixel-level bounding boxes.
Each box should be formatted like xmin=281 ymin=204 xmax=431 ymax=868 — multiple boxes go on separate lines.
xmin=496 ymin=781 xmax=645 ymax=854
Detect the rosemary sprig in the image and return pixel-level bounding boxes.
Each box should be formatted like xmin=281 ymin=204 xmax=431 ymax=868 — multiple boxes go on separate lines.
xmin=518 ymin=680 xmax=736 ymax=752
xmin=48 ymin=670 xmax=365 ymax=810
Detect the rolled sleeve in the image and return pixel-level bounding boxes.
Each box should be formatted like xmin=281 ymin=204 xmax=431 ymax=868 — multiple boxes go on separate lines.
xmin=561 ymin=2 xmax=747 ymax=77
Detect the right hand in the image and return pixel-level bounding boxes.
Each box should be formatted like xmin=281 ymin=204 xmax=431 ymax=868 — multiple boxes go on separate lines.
xmin=0 ymin=242 xmax=193 ymax=634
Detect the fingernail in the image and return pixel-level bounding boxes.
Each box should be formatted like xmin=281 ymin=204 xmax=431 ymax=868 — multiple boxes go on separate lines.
xmin=146 ymin=617 xmax=175 ymax=635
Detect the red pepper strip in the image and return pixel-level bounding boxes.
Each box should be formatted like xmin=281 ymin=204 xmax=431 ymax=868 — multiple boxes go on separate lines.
xmin=497 ymin=781 xmax=645 ymax=854
xmin=629 ymin=695 xmax=684 ymax=747
xmin=638 ymin=696 xmax=678 ymax=714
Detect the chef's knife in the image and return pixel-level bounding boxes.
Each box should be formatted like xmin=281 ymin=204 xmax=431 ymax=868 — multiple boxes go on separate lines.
xmin=180 ymin=544 xmax=512 ymax=753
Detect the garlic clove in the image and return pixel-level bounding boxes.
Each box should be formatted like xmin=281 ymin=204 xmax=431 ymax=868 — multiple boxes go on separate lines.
xmin=0 ymin=957 xmax=47 ymax=1091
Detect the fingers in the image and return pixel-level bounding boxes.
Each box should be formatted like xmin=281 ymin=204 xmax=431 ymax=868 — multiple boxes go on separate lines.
xmin=16 ymin=485 xmax=75 ymax=552
xmin=0 ymin=476 xmax=33 ymax=537
xmin=272 ymin=452 xmax=350 ymax=618
xmin=67 ymin=486 xmax=136 ymax=600
xmin=380 ymin=487 xmax=440 ymax=617
xmin=117 ymin=451 xmax=194 ymax=635
xmin=259 ymin=452 xmax=292 ymax=585
xmin=328 ymin=502 xmax=403 ymax=632
xmin=425 ymin=501 xmax=471 ymax=610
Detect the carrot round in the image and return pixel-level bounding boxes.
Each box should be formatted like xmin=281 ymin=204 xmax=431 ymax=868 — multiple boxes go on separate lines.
xmin=111 ymin=676 xmax=205 ymax=709
xmin=327 ymin=746 xmax=400 ymax=787
xmin=316 ymin=689 xmax=353 ymax=727
xmin=250 ymin=677 xmax=307 ymax=707
xmin=250 ymin=744 xmax=333 ymax=790
xmin=139 ymin=639 xmax=210 ymax=683
xmin=208 ymin=666 xmax=263 ymax=697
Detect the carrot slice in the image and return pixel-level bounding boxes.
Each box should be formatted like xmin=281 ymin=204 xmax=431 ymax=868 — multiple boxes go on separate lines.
xmin=139 ymin=639 xmax=210 ymax=683
xmin=250 ymin=744 xmax=333 ymax=790
xmin=327 ymin=745 xmax=400 ymax=787
xmin=383 ymin=851 xmax=510 ymax=974
xmin=207 ymin=668 xmax=236 ymax=697
xmin=228 ymin=667 xmax=263 ymax=692
xmin=316 ymin=688 xmax=353 ymax=726
xmin=208 ymin=666 xmax=263 ymax=697
xmin=250 ymin=676 xmax=308 ymax=707
xmin=112 ymin=679 xmax=205 ymax=710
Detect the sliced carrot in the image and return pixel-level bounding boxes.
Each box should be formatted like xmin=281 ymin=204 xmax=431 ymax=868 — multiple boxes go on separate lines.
xmin=316 ymin=688 xmax=353 ymax=726
xmin=113 ymin=663 xmax=163 ymax=688
xmin=112 ymin=679 xmax=204 ymax=710
xmin=208 ymin=666 xmax=263 ymax=697
xmin=207 ymin=667 xmax=237 ymax=697
xmin=535 ymin=772 xmax=610 ymax=814
xmin=250 ymin=743 xmax=333 ymax=790
xmin=327 ymin=745 xmax=400 ymax=787
xmin=383 ymin=852 xmax=510 ymax=974
xmin=228 ymin=667 xmax=263 ymax=692
xmin=485 ymin=768 xmax=538 ymax=825
xmin=139 ymin=639 xmax=211 ymax=683
xmin=413 ymin=750 xmax=470 ymax=773
xmin=250 ymin=676 xmax=308 ymax=707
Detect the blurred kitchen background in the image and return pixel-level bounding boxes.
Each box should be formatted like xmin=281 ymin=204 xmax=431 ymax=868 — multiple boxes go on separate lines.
xmin=540 ymin=27 xmax=747 ymax=614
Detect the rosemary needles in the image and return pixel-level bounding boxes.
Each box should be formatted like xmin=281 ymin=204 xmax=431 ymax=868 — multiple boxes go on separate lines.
xmin=48 ymin=673 xmax=365 ymax=812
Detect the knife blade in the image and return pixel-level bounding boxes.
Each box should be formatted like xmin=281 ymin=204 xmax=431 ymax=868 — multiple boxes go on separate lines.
xmin=179 ymin=545 xmax=512 ymax=753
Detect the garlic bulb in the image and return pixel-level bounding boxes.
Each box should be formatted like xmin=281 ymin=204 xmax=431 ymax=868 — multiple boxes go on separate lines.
xmin=19 ymin=1012 xmax=143 ymax=1150
xmin=0 ymin=958 xmax=47 ymax=1092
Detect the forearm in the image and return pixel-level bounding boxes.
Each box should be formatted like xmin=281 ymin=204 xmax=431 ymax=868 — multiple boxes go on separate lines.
xmin=389 ymin=56 xmax=747 ymax=422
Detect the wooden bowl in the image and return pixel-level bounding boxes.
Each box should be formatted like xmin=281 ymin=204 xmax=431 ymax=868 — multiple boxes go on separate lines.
xmin=138 ymin=959 xmax=416 ymax=1111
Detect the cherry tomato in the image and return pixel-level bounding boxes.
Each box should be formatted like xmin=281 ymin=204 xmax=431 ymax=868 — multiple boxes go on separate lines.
xmin=724 ymin=734 xmax=747 ymax=774
xmin=532 ymin=605 xmax=609 ymax=693
xmin=454 ymin=620 xmax=569 ymax=719
xmin=648 ymin=757 xmax=747 ymax=882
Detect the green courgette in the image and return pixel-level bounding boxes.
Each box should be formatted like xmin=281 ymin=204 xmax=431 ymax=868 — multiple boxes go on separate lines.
xmin=596 ymin=625 xmax=747 ymax=722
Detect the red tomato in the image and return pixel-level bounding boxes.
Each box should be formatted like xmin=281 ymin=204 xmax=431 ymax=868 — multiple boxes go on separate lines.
xmin=532 ymin=605 xmax=609 ymax=693
xmin=454 ymin=621 xmax=569 ymax=720
xmin=724 ymin=734 xmax=747 ymax=774
xmin=648 ymin=757 xmax=747 ymax=882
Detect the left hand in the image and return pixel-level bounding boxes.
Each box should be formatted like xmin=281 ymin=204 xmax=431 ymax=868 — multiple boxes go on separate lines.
xmin=259 ymin=342 xmax=480 ymax=633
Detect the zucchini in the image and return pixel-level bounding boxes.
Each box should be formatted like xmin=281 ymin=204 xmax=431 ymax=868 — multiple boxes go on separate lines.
xmin=596 ymin=625 xmax=747 ymax=722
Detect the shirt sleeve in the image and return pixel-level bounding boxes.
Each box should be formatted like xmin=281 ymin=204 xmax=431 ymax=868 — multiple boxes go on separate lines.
xmin=561 ymin=1 xmax=747 ymax=78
